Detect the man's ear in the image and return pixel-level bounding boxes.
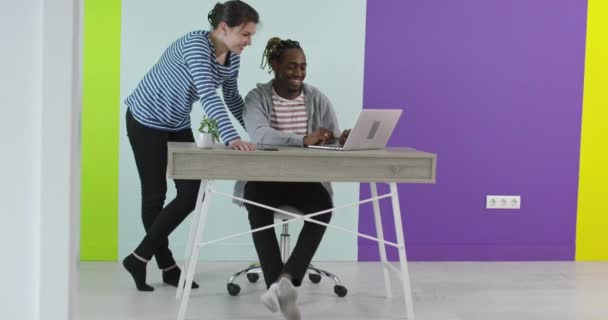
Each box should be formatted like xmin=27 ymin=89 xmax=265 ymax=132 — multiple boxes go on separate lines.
xmin=270 ymin=60 xmax=279 ymax=73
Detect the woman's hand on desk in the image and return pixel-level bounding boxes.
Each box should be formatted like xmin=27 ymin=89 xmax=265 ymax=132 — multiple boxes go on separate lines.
xmin=304 ymin=128 xmax=335 ymax=146
xmin=228 ymin=139 xmax=256 ymax=151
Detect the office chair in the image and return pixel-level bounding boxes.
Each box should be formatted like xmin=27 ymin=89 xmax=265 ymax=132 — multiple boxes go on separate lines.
xmin=226 ymin=205 xmax=348 ymax=297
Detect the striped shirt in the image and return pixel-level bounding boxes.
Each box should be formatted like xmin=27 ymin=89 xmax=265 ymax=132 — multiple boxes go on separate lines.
xmin=125 ymin=30 xmax=244 ymax=143
xmin=270 ymin=89 xmax=308 ymax=135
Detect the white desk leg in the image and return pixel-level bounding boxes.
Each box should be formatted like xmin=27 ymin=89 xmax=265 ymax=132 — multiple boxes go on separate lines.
xmin=177 ymin=181 xmax=213 ymax=320
xmin=389 ymin=183 xmax=415 ymax=319
xmin=370 ymin=182 xmax=393 ymax=299
xmin=176 ymin=180 xmax=207 ymax=300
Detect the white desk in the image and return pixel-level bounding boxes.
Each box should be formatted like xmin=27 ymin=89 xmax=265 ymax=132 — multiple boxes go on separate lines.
xmin=169 ymin=142 xmax=437 ymax=320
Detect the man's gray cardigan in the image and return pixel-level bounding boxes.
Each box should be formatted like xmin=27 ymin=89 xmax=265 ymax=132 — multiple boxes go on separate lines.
xmin=232 ymin=80 xmax=341 ymax=205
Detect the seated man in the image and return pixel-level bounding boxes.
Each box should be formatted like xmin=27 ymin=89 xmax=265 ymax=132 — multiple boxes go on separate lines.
xmin=238 ymin=37 xmax=349 ymax=320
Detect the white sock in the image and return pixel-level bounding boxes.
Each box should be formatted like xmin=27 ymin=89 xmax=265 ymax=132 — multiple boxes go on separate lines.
xmin=277 ymin=278 xmax=301 ymax=320
xmin=260 ymin=283 xmax=279 ymax=313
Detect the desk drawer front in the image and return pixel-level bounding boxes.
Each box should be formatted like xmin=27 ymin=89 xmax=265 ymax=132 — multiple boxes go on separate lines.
xmin=168 ymin=153 xmax=435 ymax=183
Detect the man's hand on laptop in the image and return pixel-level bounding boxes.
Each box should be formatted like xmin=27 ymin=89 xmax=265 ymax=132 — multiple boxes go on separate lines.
xmin=304 ymin=128 xmax=335 ymax=146
xmin=338 ymin=129 xmax=351 ymax=145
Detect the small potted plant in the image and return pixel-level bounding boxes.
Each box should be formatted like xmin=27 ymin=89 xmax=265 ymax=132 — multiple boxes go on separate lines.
xmin=197 ymin=116 xmax=220 ymax=148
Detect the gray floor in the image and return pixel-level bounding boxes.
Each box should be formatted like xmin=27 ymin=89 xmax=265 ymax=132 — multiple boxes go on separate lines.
xmin=78 ymin=261 xmax=608 ymax=320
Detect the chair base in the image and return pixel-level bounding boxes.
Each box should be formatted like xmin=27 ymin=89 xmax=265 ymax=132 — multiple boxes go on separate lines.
xmin=227 ymin=263 xmax=348 ymax=297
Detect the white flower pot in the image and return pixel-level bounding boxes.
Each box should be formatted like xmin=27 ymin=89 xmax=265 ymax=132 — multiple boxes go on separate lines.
xmin=196 ymin=132 xmax=215 ymax=149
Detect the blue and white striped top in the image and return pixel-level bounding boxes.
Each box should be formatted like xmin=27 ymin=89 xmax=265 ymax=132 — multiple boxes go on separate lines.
xmin=125 ymin=30 xmax=245 ymax=143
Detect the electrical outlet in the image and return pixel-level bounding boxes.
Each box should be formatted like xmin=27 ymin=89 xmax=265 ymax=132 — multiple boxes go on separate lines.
xmin=486 ymin=195 xmax=521 ymax=209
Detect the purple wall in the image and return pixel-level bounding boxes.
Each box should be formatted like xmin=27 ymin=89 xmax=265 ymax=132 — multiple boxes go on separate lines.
xmin=358 ymin=0 xmax=588 ymax=261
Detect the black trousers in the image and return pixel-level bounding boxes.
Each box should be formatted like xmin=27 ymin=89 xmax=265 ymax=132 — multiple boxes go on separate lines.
xmin=244 ymin=181 xmax=333 ymax=288
xmin=126 ymin=109 xmax=200 ymax=269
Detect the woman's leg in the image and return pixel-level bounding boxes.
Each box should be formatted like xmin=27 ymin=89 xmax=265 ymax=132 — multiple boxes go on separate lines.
xmin=126 ymin=109 xmax=176 ymax=270
xmin=132 ymin=174 xmax=200 ymax=262
xmin=124 ymin=110 xmax=200 ymax=291
xmin=158 ymin=128 xmax=201 ymax=286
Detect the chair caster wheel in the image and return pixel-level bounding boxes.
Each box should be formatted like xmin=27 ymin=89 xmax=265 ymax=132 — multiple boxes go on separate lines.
xmin=246 ymin=273 xmax=259 ymax=283
xmin=227 ymin=283 xmax=241 ymax=296
xmin=334 ymin=285 xmax=348 ymax=297
xmin=308 ymin=273 xmax=322 ymax=284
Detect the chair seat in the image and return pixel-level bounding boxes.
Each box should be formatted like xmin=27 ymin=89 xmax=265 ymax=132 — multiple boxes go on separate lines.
xmin=273 ymin=205 xmax=301 ymax=220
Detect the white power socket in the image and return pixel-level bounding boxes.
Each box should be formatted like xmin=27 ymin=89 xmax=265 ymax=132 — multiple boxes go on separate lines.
xmin=486 ymin=195 xmax=521 ymax=209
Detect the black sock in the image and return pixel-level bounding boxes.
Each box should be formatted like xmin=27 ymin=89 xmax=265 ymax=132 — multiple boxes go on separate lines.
xmin=122 ymin=254 xmax=154 ymax=292
xmin=163 ymin=266 xmax=199 ymax=289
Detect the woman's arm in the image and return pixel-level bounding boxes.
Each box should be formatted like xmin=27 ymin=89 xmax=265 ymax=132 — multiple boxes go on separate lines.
xmin=222 ymin=74 xmax=246 ymax=129
xmin=183 ymin=35 xmax=239 ymax=143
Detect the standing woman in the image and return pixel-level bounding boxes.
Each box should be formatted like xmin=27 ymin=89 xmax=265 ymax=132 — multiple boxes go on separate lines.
xmin=123 ymin=0 xmax=259 ymax=291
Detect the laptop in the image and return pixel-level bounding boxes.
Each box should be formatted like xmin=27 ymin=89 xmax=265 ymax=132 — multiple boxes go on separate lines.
xmin=307 ymin=109 xmax=402 ymax=151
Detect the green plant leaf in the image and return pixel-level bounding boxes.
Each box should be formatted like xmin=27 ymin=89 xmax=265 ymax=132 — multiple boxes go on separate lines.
xmin=198 ymin=116 xmax=220 ymax=142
